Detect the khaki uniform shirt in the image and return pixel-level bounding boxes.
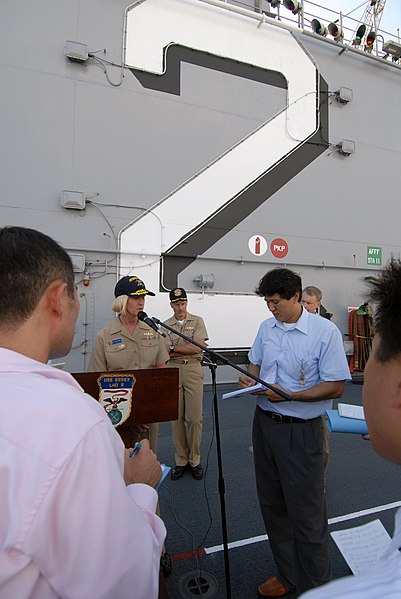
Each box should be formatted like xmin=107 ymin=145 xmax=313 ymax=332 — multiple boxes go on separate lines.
xmin=164 ymin=312 xmax=208 ymax=363
xmin=88 ymin=317 xmax=169 ymax=371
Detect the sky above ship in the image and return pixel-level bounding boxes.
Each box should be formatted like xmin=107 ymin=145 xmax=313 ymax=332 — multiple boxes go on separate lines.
xmin=321 ymin=0 xmax=401 ymax=37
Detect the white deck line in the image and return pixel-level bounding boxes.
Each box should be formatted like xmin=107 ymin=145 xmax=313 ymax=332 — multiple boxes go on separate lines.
xmin=204 ymin=500 xmax=401 ymax=554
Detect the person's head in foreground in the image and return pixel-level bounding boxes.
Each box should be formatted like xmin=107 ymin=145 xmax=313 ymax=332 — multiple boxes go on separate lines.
xmin=0 ymin=225 xmax=78 ymax=361
xmin=363 ymin=258 xmax=401 ymax=465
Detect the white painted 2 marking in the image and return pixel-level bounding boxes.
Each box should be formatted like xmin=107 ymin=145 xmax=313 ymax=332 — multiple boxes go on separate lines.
xmin=121 ymin=0 xmax=318 ymax=267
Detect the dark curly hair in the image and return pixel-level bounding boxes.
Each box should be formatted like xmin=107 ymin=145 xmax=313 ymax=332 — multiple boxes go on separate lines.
xmin=0 ymin=226 xmax=75 ymax=327
xmin=368 ymin=258 xmax=401 ymax=363
xmin=255 ymin=268 xmax=302 ymax=301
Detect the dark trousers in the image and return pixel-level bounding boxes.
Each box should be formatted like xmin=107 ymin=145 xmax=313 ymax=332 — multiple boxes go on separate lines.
xmin=253 ymin=407 xmax=331 ymax=594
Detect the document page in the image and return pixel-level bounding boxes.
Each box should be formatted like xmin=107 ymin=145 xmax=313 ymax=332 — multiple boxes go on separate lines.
xmin=222 ymin=383 xmax=266 ymax=400
xmin=338 ymin=403 xmax=365 ymax=420
xmin=331 ymin=519 xmax=394 ymax=575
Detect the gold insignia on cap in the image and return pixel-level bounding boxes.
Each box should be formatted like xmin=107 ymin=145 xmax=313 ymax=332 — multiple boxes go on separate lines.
xmin=129 ymin=276 xmax=144 ymax=287
xmin=174 ymin=289 xmax=182 ymax=297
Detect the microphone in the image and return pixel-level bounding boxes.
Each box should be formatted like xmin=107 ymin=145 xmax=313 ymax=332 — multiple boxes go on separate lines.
xmin=137 ymin=311 xmax=166 ymax=337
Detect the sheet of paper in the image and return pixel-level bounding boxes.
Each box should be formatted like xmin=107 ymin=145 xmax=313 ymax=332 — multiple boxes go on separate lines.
xmin=222 ymin=383 xmax=266 ymax=400
xmin=331 ymin=519 xmax=393 ymax=576
xmin=222 ymin=362 xmax=277 ymax=400
xmin=338 ymin=403 xmax=365 ymax=420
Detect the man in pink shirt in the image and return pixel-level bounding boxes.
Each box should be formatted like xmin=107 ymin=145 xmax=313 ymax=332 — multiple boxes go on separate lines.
xmin=0 ymin=227 xmax=166 ymax=599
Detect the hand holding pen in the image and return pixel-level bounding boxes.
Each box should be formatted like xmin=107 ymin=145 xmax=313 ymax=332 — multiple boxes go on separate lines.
xmin=130 ymin=442 xmax=142 ymax=460
xmin=124 ymin=439 xmax=162 ymax=488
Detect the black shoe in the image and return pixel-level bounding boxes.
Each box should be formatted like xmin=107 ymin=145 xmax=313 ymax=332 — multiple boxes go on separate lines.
xmin=171 ymin=465 xmax=186 ymax=480
xmin=160 ymin=552 xmax=172 ymax=577
xmin=191 ymin=464 xmax=204 ymax=480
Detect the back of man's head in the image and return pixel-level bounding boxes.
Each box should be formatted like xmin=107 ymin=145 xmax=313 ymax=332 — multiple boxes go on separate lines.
xmin=0 ymin=227 xmax=75 ymax=329
xmin=369 ymin=259 xmax=401 ymax=363
xmin=256 ymin=268 xmax=302 ymax=300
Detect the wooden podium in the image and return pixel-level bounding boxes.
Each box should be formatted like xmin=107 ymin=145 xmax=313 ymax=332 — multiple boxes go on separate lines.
xmin=72 ymin=368 xmax=179 ymax=447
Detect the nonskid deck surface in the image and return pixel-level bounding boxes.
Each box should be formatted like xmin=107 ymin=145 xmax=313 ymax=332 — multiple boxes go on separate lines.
xmin=157 ymin=382 xmax=401 ymax=598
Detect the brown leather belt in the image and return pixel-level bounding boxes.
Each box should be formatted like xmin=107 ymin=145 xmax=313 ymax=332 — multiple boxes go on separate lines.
xmin=258 ymin=406 xmax=320 ymax=424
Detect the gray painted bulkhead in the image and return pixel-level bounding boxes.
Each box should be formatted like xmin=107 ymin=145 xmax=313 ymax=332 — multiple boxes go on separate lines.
xmin=1 ymin=0 xmax=400 ymax=375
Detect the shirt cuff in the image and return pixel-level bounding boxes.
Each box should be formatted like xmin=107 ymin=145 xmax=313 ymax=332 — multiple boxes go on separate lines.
xmin=126 ymin=483 xmax=159 ymax=512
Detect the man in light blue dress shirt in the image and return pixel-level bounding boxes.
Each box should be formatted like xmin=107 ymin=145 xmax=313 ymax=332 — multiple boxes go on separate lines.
xmin=239 ymin=268 xmax=351 ymax=598
xmin=300 ymin=259 xmax=401 ymax=598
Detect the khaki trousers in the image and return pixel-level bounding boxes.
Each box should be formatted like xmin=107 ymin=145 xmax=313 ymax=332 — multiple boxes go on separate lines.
xmin=169 ymin=360 xmax=204 ymax=467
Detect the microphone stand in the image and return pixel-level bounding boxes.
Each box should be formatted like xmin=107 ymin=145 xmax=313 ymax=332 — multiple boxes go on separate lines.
xmin=153 ymin=317 xmax=291 ymax=599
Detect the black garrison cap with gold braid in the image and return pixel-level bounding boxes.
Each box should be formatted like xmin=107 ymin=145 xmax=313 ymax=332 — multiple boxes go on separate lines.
xmin=169 ymin=288 xmax=187 ymax=302
xmin=114 ymin=276 xmax=155 ymax=298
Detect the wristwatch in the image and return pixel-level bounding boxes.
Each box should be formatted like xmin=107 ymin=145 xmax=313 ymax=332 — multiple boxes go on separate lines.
xmin=169 ymin=344 xmax=175 ymax=353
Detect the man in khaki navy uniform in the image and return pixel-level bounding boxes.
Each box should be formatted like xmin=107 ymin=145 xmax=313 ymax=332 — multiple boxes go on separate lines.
xmin=164 ymin=288 xmax=208 ymax=481
xmin=88 ymin=276 xmax=169 ymax=452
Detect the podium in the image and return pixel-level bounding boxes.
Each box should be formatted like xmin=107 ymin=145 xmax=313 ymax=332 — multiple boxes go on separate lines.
xmin=72 ymin=368 xmax=179 ymax=447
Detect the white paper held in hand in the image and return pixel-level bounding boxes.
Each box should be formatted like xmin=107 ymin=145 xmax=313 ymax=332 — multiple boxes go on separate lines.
xmin=338 ymin=403 xmax=365 ymax=420
xmin=222 ymin=362 xmax=277 ymax=400
xmin=222 ymin=383 xmax=266 ymax=400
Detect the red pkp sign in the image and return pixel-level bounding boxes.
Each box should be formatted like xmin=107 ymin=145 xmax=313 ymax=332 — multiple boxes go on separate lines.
xmin=270 ymin=238 xmax=288 ymax=258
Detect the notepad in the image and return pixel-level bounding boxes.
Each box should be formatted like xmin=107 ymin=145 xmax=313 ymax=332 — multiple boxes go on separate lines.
xmin=326 ymin=409 xmax=368 ymax=435
xmin=338 ymin=403 xmax=365 ymax=420
xmin=156 ymin=465 xmax=171 ymax=490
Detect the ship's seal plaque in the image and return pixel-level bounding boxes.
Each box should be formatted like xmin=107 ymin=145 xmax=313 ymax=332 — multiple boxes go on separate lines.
xmin=97 ymin=373 xmax=136 ymax=427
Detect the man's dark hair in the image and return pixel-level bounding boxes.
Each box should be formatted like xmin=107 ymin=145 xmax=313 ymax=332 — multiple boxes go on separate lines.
xmin=0 ymin=227 xmax=75 ymax=327
xmin=368 ymin=258 xmax=401 ymax=363
xmin=255 ymin=268 xmax=302 ymax=300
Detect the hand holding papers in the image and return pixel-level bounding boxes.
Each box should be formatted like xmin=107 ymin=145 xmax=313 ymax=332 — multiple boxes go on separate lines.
xmin=129 ymin=443 xmax=170 ymax=489
xmin=226 ymin=362 xmax=290 ymax=401
xmin=222 ymin=383 xmax=267 ymax=400
xmin=326 ymin=403 xmax=368 ymax=434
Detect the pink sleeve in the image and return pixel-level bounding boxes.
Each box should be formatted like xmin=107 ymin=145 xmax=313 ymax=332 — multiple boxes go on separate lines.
xmin=24 ymin=421 xmax=166 ymax=599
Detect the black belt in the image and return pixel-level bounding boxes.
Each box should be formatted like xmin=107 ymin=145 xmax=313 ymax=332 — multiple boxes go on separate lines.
xmin=258 ymin=406 xmax=320 ymax=424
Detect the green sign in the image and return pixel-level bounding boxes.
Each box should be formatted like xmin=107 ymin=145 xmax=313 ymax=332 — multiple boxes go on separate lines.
xmin=367 ymin=246 xmax=382 ymax=266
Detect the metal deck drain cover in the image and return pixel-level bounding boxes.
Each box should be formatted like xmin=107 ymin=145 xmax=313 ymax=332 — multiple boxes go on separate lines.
xmin=178 ymin=570 xmax=218 ymax=598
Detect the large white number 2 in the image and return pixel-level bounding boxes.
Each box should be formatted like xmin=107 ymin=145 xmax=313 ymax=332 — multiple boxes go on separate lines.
xmin=121 ymin=0 xmax=320 ymax=289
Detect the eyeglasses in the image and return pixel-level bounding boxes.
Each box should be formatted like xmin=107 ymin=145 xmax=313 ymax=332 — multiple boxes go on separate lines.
xmin=264 ymin=298 xmax=284 ymax=308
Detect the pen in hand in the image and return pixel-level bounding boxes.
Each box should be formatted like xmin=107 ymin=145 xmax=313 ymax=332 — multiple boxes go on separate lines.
xmin=130 ymin=443 xmax=142 ymax=460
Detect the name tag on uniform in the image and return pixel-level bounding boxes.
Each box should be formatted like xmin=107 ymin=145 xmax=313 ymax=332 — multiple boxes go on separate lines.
xmin=111 ymin=338 xmax=123 ymax=344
